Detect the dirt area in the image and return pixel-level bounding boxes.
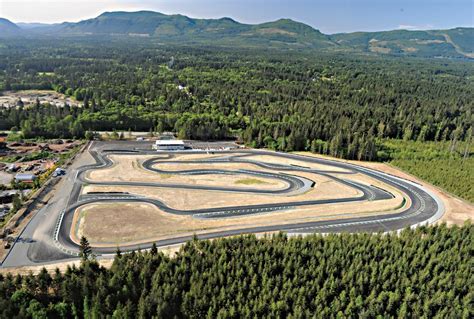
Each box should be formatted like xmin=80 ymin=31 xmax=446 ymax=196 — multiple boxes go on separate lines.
xmin=72 ymin=194 xmax=404 ymax=247
xmin=151 ymin=161 xmax=266 ymax=172
xmin=0 ymin=90 xmax=81 ymax=108
xmin=86 ymin=154 xmax=287 ymax=191
xmin=83 ymin=163 xmax=406 ymax=212
xmin=0 ymin=171 xmax=13 ymax=184
xmin=0 ymin=140 xmax=81 ymax=178
xmin=0 ymin=245 xmax=6 ymax=264
xmin=7 ymin=140 xmax=80 ymax=155
xmin=172 ymin=153 xmax=248 ymax=161
xmin=247 ymin=154 xmax=351 ymax=173
xmin=82 ymin=175 xmax=360 ymax=210
xmin=0 ymin=259 xmax=113 ymax=276
xmin=85 ymin=152 xmax=407 ymax=210
xmin=75 ymin=203 xmax=172 ymax=244
xmin=294 ymin=152 xmax=474 ymax=226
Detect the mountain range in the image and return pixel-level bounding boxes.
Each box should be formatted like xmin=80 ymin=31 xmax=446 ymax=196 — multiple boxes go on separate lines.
xmin=1 ymin=11 xmax=473 ymax=59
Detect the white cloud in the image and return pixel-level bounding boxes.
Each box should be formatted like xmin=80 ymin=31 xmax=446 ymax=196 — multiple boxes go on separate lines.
xmin=0 ymin=0 xmax=147 ymax=23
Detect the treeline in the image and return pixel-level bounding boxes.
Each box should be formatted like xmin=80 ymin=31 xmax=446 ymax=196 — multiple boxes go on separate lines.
xmin=0 ymin=38 xmax=473 ymax=160
xmin=0 ymin=224 xmax=472 ymax=318
xmin=384 ymin=139 xmax=474 ymax=202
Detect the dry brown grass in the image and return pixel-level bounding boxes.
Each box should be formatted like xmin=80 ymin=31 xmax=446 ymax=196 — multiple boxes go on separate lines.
xmin=87 ymin=154 xmax=286 ymax=190
xmin=247 ymin=154 xmax=351 ymax=173
xmin=0 ymin=245 xmax=6 ymax=264
xmin=72 ymin=193 xmax=404 ymax=247
xmin=75 ymin=203 xmax=168 ymax=244
xmin=82 ymin=174 xmax=359 ymax=211
xmin=82 ymin=156 xmax=406 ymax=212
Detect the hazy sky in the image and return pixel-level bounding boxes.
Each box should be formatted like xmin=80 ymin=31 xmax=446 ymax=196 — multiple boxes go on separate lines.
xmin=1 ymin=0 xmax=472 ymax=33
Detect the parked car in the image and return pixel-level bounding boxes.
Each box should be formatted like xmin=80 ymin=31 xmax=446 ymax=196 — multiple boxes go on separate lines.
xmin=52 ymin=168 xmax=66 ymax=177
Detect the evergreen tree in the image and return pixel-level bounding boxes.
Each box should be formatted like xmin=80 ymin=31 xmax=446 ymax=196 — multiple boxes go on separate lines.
xmin=79 ymin=236 xmax=93 ymax=262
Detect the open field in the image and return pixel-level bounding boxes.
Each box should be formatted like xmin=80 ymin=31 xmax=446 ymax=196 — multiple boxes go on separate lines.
xmin=249 ymin=154 xmax=352 ymax=173
xmin=86 ymin=154 xmax=287 ymax=190
xmin=74 ymin=203 xmax=172 ymax=244
xmin=82 ymin=175 xmax=361 ymax=210
xmin=0 ymin=90 xmax=81 ymax=108
xmin=72 ymin=195 xmax=405 ymax=246
xmin=0 ymin=90 xmax=82 ymax=108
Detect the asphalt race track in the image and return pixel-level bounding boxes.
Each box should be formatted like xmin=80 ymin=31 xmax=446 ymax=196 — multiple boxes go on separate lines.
xmin=1 ymin=141 xmax=444 ymax=267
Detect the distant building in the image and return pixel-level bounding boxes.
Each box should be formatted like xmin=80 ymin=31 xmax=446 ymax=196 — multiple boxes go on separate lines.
xmin=15 ymin=173 xmax=37 ymax=183
xmin=154 ymin=140 xmax=185 ymax=151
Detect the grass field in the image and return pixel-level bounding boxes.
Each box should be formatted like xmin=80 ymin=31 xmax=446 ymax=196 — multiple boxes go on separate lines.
xmin=235 ymin=178 xmax=270 ymax=185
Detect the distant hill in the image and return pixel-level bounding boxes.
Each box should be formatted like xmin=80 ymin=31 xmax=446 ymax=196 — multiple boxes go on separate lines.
xmin=330 ymin=28 xmax=474 ymax=58
xmin=435 ymin=28 xmax=474 ymax=58
xmin=0 ymin=11 xmax=472 ymax=58
xmin=42 ymin=11 xmax=334 ymax=49
xmin=17 ymin=22 xmax=52 ymax=29
xmin=0 ymin=18 xmax=23 ymax=36
xmin=246 ymin=19 xmax=333 ymax=49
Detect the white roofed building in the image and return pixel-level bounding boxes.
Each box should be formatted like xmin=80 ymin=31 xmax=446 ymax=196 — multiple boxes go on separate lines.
xmin=154 ymin=140 xmax=185 ymax=151
xmin=15 ymin=173 xmax=37 ymax=183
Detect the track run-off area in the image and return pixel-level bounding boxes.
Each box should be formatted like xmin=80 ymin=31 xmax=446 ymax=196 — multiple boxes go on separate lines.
xmin=1 ymin=141 xmax=444 ymax=267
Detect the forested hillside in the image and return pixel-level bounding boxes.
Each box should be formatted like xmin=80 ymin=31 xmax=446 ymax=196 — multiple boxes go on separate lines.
xmin=0 ymin=38 xmax=472 ymax=161
xmin=331 ymin=27 xmax=474 ymax=58
xmin=0 ymin=224 xmax=472 ymax=318
xmin=0 ymin=18 xmax=22 ymax=36
xmin=2 ymin=12 xmax=473 ymax=58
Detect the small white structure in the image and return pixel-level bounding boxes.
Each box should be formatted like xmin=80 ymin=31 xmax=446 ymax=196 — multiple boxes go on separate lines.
xmin=154 ymin=140 xmax=185 ymax=151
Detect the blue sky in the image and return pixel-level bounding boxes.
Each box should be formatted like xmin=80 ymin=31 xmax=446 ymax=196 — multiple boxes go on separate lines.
xmin=1 ymin=0 xmax=472 ymax=33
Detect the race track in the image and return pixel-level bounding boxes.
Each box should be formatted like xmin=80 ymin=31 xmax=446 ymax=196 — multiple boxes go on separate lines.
xmin=1 ymin=141 xmax=444 ymax=267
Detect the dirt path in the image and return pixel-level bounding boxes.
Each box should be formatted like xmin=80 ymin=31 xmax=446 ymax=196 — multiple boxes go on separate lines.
xmin=440 ymin=33 xmax=474 ymax=58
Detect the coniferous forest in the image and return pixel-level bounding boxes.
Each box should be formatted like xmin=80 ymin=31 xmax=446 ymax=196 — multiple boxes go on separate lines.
xmin=0 ymin=224 xmax=472 ymax=318
xmin=0 ymin=38 xmax=472 ymax=162
xmin=1 ymin=38 xmax=472 ymax=201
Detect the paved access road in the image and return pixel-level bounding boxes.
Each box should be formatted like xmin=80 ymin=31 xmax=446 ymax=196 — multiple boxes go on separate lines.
xmin=1 ymin=141 xmax=444 ymax=267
